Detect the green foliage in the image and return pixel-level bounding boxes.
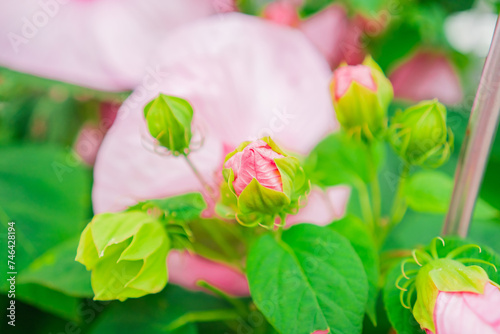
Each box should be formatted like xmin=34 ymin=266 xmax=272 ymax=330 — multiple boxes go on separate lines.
xmin=247 ymin=224 xmax=368 ymax=334
xmin=89 ymin=285 xmax=234 ymax=334
xmin=305 ymin=132 xmax=381 ymax=187
xmin=18 ymin=237 xmax=93 ymax=298
xmin=329 ymin=215 xmax=380 ymax=325
xmin=131 ymin=193 xmax=207 ymax=222
xmin=0 ymin=144 xmax=91 ymax=319
xmin=404 ymin=171 xmax=499 ymax=219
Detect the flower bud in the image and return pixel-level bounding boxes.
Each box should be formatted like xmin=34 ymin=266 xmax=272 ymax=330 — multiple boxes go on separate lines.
xmin=329 ymin=56 xmax=393 ymax=140
xmin=144 ymin=94 xmax=194 ymax=155
xmin=389 ymin=99 xmax=453 ymax=168
xmin=76 ymin=211 xmax=169 ymax=301
xmin=219 ymin=137 xmax=309 ymax=228
xmin=396 ymin=239 xmax=500 ymax=334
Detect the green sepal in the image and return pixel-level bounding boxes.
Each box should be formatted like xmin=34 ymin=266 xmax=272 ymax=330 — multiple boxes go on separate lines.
xmin=413 ymin=258 xmax=490 ymax=333
xmin=75 ymin=211 xmax=170 ymax=301
xmin=143 ymin=94 xmax=193 ymax=155
xmin=238 ymin=178 xmax=290 ymax=216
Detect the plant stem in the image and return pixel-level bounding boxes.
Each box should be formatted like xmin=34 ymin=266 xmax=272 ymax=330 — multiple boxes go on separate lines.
xmin=355 ymin=180 xmax=374 ymax=231
xmin=183 ymin=153 xmax=217 ymax=203
xmin=388 ymin=164 xmax=411 ymax=229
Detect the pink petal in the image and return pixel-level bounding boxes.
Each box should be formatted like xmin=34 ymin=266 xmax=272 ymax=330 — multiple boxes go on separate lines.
xmin=333 ymin=65 xmax=376 ymax=100
xmin=300 ymin=5 xmax=350 ymax=69
xmin=0 ymin=0 xmax=216 ymax=91
xmin=287 ymin=186 xmax=350 ymax=226
xmin=389 ymin=51 xmax=463 ymax=105
xmin=93 ymin=14 xmax=335 ymax=294
xmin=433 ymin=284 xmax=500 ymax=334
xmin=167 ymin=251 xmax=249 ymax=296
xmin=463 ymin=283 xmax=500 ymax=328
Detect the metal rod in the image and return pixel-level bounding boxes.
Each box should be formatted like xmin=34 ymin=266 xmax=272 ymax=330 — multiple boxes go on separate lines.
xmin=443 ymin=16 xmax=500 ymax=237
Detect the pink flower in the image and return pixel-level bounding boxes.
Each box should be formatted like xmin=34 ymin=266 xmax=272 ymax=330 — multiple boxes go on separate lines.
xmin=332 ymin=64 xmax=377 ymax=100
xmin=262 ymin=1 xmax=300 ymax=27
xmin=389 ymin=50 xmax=463 ymax=105
xmin=92 ymin=14 xmax=339 ymax=295
xmin=0 ymin=0 xmax=221 ymax=91
xmin=426 ymin=283 xmax=500 ymax=334
xmin=225 ymin=140 xmax=284 ymax=196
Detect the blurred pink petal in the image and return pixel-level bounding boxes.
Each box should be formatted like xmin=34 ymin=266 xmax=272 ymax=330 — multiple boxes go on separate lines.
xmin=311 ymin=330 xmax=329 ymax=334
xmin=225 ymin=140 xmax=284 ymax=195
xmin=167 ymin=251 xmax=249 ymax=296
xmin=263 ymin=1 xmax=300 ymax=27
xmin=93 ymin=14 xmax=336 ymax=293
xmin=431 ymin=283 xmax=500 ymax=334
xmin=389 ymin=51 xmax=463 ymax=105
xmin=287 ymin=187 xmax=350 ymax=226
xmin=74 ymin=124 xmax=105 ymax=166
xmin=300 ymin=5 xmax=365 ymax=69
xmin=0 ymin=0 xmax=219 ymax=91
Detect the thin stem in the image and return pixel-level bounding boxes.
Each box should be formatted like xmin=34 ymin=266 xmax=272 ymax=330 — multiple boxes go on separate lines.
xmin=389 ymin=164 xmax=411 ymax=228
xmin=355 ymin=180 xmax=374 ymax=231
xmin=366 ymin=143 xmax=382 ymax=225
xmin=183 ymin=153 xmax=217 ymax=203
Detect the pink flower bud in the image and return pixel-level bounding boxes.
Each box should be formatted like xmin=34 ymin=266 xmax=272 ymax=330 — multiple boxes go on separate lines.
xmin=426 ymin=282 xmax=500 ymax=334
xmin=224 ymin=140 xmax=284 ymax=196
xmin=333 ymin=64 xmax=377 ymax=101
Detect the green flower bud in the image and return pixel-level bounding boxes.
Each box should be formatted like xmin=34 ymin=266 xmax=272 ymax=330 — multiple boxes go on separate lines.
xmin=330 ymin=56 xmax=393 ymax=141
xmin=144 ymin=94 xmax=194 ymax=155
xmin=76 ymin=211 xmax=169 ymax=301
xmin=389 ymin=99 xmax=453 ymax=168
xmin=217 ymin=137 xmax=309 ymax=228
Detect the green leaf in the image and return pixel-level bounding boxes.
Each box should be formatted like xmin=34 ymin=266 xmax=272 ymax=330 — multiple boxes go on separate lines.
xmin=247 ymin=224 xmax=368 ymax=334
xmin=329 ymin=215 xmax=379 ymax=325
xmin=14 ymin=284 xmax=82 ymax=321
xmin=404 ymin=171 xmax=499 ymax=219
xmin=132 ymin=193 xmax=207 ymax=222
xmin=383 ymin=237 xmax=500 ymax=334
xmin=305 ymin=133 xmax=378 ymax=187
xmin=18 ymin=237 xmax=93 ymax=298
xmin=0 ymin=144 xmax=91 ymax=318
xmin=89 ymin=285 xmax=232 ymax=334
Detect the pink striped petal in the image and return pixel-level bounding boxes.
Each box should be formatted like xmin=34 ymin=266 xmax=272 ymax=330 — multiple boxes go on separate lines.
xmin=226 ymin=140 xmax=284 ymax=195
